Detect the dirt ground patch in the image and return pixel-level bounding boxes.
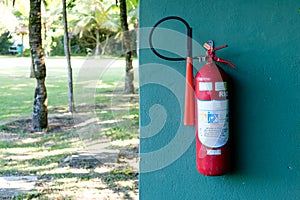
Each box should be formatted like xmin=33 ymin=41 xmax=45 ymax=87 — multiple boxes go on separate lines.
xmin=0 ymin=114 xmax=139 ymax=199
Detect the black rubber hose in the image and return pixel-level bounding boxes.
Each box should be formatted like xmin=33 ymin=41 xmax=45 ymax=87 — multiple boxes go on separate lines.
xmin=149 ymin=16 xmax=192 ymax=61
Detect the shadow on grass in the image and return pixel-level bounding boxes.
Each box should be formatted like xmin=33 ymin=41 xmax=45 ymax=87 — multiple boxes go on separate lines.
xmin=94 ymin=91 xmax=139 ymax=141
xmin=37 ymin=168 xmax=138 ymax=200
xmin=0 ymin=114 xmax=139 ymax=199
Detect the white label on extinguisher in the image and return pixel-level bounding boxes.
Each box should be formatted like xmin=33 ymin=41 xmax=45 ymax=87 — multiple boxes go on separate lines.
xmin=215 ymin=82 xmax=227 ymax=91
xmin=197 ymin=100 xmax=229 ymax=148
xmin=207 ymin=149 xmax=221 ymax=155
xmin=199 ymin=82 xmax=212 ymax=91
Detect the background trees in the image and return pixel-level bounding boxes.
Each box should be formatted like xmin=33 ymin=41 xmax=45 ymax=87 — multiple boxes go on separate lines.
xmin=0 ymin=0 xmax=138 ymax=130
xmin=70 ymin=0 xmax=120 ymax=56
xmin=62 ymin=0 xmax=74 ymax=112
xmin=119 ymin=0 xmax=134 ymax=93
xmin=0 ymin=0 xmax=138 ymax=57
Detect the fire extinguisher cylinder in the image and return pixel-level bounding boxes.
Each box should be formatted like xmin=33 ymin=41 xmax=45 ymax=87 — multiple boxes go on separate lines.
xmin=195 ymin=41 xmax=234 ymax=176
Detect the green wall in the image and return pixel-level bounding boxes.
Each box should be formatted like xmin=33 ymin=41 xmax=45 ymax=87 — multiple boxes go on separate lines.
xmin=139 ymin=0 xmax=300 ymax=199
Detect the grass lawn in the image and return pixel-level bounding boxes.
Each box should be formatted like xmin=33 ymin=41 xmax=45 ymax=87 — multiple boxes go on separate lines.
xmin=0 ymin=56 xmax=71 ymax=121
xmin=0 ymin=56 xmax=139 ymax=199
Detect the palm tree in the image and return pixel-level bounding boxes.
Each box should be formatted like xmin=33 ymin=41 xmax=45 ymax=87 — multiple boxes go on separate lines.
xmin=70 ymin=0 xmax=120 ymax=56
xmin=62 ymin=0 xmax=74 ymax=112
xmin=0 ymin=0 xmax=20 ymax=35
xmin=119 ymin=0 xmax=134 ymax=94
xmin=29 ymin=0 xmax=48 ymax=131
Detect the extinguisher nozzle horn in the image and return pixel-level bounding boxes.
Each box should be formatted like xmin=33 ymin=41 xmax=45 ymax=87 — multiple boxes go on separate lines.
xmin=184 ymin=57 xmax=195 ymax=126
xmin=184 ymin=96 xmax=195 ymax=126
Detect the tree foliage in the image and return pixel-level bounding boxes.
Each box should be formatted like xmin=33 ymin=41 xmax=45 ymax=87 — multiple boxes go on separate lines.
xmin=69 ymin=0 xmax=120 ymax=55
xmin=1 ymin=0 xmax=138 ymax=56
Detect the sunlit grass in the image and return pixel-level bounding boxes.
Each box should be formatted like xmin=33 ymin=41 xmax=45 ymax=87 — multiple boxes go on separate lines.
xmin=0 ymin=130 xmax=80 ymax=176
xmin=94 ymin=91 xmax=139 ymax=141
xmin=0 ymin=56 xmax=139 ymax=199
xmin=0 ymin=74 xmax=69 ymax=121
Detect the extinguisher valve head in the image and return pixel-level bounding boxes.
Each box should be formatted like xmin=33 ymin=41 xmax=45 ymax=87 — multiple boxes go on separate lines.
xmin=195 ymin=41 xmax=235 ymax=68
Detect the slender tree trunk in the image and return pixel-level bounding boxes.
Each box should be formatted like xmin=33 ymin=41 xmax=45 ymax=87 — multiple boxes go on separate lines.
xmin=119 ymin=0 xmax=134 ymax=94
xmin=43 ymin=21 xmax=48 ymax=57
xmin=95 ymin=30 xmax=101 ymax=56
xmin=29 ymin=0 xmax=48 ymax=131
xmin=62 ymin=0 xmax=74 ymax=112
xmin=29 ymin=53 xmax=35 ymax=78
xmin=21 ymin=34 xmax=24 ymax=56
xmin=101 ymin=33 xmax=110 ymax=55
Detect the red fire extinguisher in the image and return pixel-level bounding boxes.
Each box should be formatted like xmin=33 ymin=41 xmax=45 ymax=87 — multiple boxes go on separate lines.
xmin=195 ymin=40 xmax=234 ymax=176
xmin=149 ymin=17 xmax=235 ymax=176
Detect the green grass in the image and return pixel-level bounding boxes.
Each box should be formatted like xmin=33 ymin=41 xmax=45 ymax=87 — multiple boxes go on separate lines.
xmin=0 ymin=61 xmax=68 ymax=121
xmin=0 ymin=78 xmax=34 ymax=120
xmin=0 ymin=127 xmax=78 ymax=176
xmin=0 ymin=55 xmax=139 ymax=139
xmin=0 ymin=56 xmax=139 ymax=124
xmin=94 ymin=90 xmax=139 ymax=141
xmin=0 ymin=56 xmax=139 ymax=198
